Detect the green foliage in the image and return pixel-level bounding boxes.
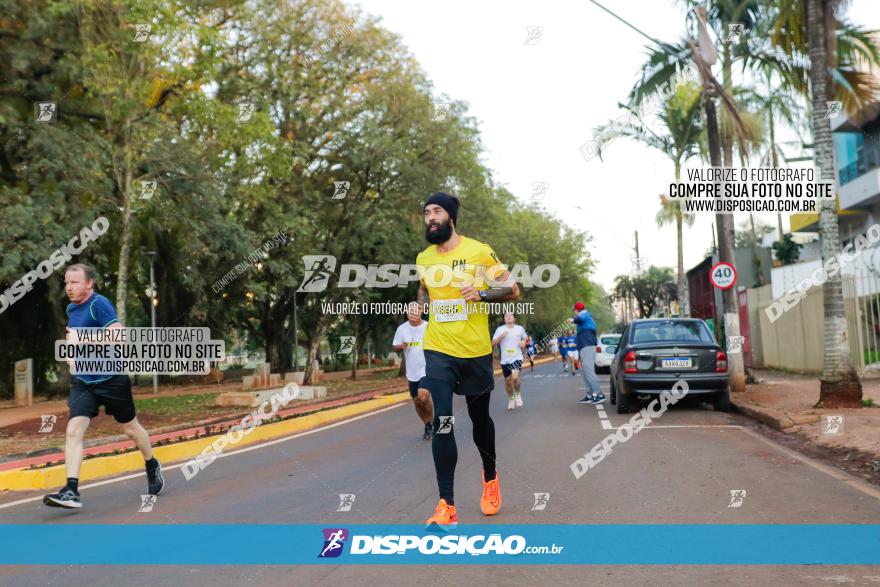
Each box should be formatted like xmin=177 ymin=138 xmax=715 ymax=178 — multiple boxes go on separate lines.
xmin=0 ymin=0 xmax=599 ymax=395
xmin=771 ymin=234 xmax=802 ymax=265
xmin=611 ymin=266 xmax=675 ymax=319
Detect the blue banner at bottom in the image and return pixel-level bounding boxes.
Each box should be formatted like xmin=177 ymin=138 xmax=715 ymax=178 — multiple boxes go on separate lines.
xmin=0 ymin=524 xmax=878 ymax=565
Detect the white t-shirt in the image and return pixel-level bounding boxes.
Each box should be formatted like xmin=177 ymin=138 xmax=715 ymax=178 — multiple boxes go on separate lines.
xmin=393 ymin=321 xmax=427 ymax=382
xmin=493 ymin=324 xmax=527 ymax=364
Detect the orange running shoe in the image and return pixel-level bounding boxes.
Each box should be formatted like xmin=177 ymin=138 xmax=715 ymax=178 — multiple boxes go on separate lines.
xmin=425 ymin=499 xmax=458 ymax=529
xmin=480 ymin=471 xmax=501 ymax=515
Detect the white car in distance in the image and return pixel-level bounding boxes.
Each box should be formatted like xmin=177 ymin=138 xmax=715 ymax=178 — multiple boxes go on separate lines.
xmin=594 ymin=333 xmax=621 ymax=372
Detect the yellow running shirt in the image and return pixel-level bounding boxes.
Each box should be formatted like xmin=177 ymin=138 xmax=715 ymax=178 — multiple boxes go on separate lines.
xmin=416 ymin=236 xmax=506 ymax=358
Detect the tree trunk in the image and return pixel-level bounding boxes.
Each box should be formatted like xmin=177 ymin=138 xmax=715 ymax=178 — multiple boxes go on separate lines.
xmin=263 ymin=307 xmax=279 ymax=371
xmin=767 ymin=88 xmax=785 ymax=243
xmin=113 ymin=122 xmax=134 ymax=325
xmin=674 ymin=161 xmax=689 ymax=316
xmin=280 ymin=312 xmax=295 ymax=372
xmin=749 ymin=213 xmax=765 ymax=286
xmin=350 ymin=322 xmax=360 ymax=381
xmin=807 ymin=0 xmax=862 ymax=407
xmin=303 ymin=320 xmax=329 ymax=386
xmin=721 ymin=42 xmax=734 ymax=170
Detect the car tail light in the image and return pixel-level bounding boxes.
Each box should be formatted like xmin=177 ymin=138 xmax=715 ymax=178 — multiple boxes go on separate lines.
xmin=715 ymin=351 xmax=728 ymax=373
xmin=623 ymin=351 xmax=637 ymax=373
xmin=596 ymin=346 xmax=602 ymax=353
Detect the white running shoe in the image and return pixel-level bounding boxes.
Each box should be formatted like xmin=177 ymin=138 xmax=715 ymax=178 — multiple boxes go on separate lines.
xmin=514 ymin=394 xmax=523 ymax=407
xmin=507 ymin=398 xmax=516 ymax=410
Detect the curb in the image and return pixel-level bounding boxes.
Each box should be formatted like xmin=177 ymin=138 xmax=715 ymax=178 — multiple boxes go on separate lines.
xmin=0 ymin=355 xmax=557 ymax=491
xmin=731 ymin=398 xmax=796 ymax=431
xmin=0 ymin=384 xmax=410 ymax=471
xmin=0 ymin=392 xmax=412 ymax=491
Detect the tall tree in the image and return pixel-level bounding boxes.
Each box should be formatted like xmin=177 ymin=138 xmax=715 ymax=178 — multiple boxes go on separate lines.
xmin=612 ymin=266 xmax=676 ymax=319
xmin=804 ymin=0 xmax=862 ymax=406
xmin=770 ymin=0 xmax=879 ymax=405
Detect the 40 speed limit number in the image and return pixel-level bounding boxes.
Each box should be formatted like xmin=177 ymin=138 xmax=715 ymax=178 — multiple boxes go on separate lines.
xmin=710 ymin=262 xmax=737 ymax=290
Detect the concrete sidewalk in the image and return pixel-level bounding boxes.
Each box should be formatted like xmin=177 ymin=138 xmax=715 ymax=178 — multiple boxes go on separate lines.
xmin=732 ymin=369 xmax=880 ymax=468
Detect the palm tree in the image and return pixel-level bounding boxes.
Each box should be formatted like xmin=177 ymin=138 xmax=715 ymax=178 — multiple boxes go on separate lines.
xmin=596 ymin=81 xmax=702 ymax=317
xmin=767 ymin=0 xmax=879 ymax=405
xmin=771 ymin=1 xmax=880 ymax=111
xmin=804 ymin=0 xmax=864 ymax=406
xmin=752 ymin=70 xmax=807 ymax=241
xmin=655 ymin=196 xmax=696 ymax=315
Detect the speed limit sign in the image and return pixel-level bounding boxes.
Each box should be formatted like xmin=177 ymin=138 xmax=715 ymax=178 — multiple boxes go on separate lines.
xmin=710 ymin=262 xmax=737 ymax=290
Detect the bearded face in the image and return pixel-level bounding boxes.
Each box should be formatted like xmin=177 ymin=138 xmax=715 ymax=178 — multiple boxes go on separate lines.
xmin=425 ymin=217 xmax=453 ymax=244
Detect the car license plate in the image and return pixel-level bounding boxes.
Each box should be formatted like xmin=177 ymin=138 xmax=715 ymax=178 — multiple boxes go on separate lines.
xmin=660 ymin=358 xmax=691 ymax=369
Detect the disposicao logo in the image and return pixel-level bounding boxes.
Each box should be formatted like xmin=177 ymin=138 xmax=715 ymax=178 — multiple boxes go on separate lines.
xmin=318 ymin=528 xmax=349 ymax=558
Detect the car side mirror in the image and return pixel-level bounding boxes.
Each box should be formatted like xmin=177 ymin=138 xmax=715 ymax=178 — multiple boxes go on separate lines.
xmin=605 ymin=346 xmax=617 ymax=354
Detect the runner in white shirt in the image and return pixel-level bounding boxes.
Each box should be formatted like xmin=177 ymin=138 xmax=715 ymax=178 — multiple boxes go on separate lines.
xmin=393 ymin=302 xmax=434 ymax=439
xmin=549 ymin=337 xmax=564 ymax=371
xmin=491 ymin=312 xmax=528 ymax=410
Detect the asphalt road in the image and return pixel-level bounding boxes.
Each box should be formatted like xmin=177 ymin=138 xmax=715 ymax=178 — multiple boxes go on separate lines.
xmin=2 ymin=359 xmax=880 ymax=586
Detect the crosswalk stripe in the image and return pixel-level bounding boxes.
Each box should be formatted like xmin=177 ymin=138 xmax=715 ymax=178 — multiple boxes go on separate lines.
xmin=595 ymin=404 xmax=613 ymax=430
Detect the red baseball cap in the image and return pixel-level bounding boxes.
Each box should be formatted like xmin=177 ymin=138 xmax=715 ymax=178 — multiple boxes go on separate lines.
xmin=574 ymin=302 xmax=585 ymax=311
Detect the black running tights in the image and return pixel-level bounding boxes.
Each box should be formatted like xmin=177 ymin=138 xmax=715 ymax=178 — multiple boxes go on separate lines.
xmin=431 ymin=391 xmax=496 ymax=505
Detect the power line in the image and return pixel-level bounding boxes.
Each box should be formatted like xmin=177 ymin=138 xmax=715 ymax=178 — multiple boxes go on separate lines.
xmin=586 ymin=0 xmax=667 ymax=49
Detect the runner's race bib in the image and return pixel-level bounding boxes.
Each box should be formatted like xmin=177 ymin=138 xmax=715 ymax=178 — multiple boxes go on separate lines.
xmin=432 ymin=299 xmax=467 ymax=322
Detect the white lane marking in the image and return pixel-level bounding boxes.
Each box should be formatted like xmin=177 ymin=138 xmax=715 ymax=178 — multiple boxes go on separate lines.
xmin=616 ymin=425 xmax=744 ymax=429
xmin=0 ymin=402 xmax=407 ymax=511
xmin=595 ymin=404 xmax=613 ymax=430
xmin=534 ymin=374 xmax=545 ymax=378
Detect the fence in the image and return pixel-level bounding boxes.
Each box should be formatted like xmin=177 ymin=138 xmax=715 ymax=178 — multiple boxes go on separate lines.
xmin=750 ymin=245 xmax=880 ymax=373
xmin=847 ymin=258 xmax=880 ymax=372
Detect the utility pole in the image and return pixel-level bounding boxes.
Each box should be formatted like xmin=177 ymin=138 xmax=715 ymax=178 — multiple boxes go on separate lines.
xmin=634 ymin=230 xmax=640 ymax=266
xmin=689 ymin=6 xmax=745 ymax=393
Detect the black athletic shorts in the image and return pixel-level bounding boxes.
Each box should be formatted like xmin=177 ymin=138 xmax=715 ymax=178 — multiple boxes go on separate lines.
xmin=68 ymin=375 xmax=137 ymax=424
xmin=421 ymin=350 xmax=495 ymax=398
xmin=407 ymin=379 xmax=423 ymax=398
xmin=501 ymin=361 xmax=523 ymax=378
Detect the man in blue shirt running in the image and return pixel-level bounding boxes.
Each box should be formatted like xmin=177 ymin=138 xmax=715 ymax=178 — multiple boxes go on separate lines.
xmin=43 ymin=263 xmax=165 ymax=509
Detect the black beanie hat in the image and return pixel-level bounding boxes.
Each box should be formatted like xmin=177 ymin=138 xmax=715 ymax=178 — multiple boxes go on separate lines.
xmin=424 ymin=192 xmax=460 ymax=225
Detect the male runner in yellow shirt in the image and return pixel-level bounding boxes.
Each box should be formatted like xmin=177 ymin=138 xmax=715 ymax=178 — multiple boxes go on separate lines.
xmin=415 ymin=192 xmax=519 ymax=529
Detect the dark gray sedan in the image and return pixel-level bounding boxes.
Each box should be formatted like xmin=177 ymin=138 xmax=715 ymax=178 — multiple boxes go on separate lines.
xmin=608 ymin=318 xmax=730 ymax=414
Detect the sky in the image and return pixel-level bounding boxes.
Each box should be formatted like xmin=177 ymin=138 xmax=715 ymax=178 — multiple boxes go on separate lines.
xmin=353 ymin=0 xmax=880 ymax=292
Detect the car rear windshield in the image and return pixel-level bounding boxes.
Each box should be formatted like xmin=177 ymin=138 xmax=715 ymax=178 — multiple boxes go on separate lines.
xmin=631 ymin=322 xmax=714 ymax=344
xmin=600 ymin=335 xmax=620 ymax=345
